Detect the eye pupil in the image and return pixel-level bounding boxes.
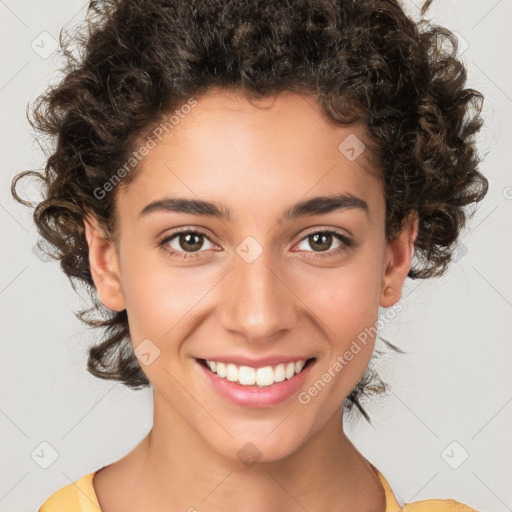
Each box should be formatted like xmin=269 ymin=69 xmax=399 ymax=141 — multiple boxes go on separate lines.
xmin=310 ymin=233 xmax=332 ymax=252
xmin=180 ymin=233 xmax=203 ymax=252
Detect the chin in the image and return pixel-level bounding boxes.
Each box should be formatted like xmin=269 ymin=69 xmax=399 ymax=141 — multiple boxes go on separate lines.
xmin=204 ymin=429 xmax=306 ymax=467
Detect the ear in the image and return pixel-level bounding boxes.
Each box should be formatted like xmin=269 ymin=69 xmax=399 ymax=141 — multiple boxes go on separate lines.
xmin=380 ymin=211 xmax=419 ymax=308
xmin=83 ymin=214 xmax=126 ymax=312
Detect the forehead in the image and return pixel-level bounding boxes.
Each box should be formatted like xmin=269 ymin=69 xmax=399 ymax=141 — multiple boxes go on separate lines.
xmin=116 ymin=90 xmax=384 ymax=226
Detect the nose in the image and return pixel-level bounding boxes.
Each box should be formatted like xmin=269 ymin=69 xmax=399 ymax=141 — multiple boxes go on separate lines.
xmin=219 ymin=249 xmax=298 ymax=344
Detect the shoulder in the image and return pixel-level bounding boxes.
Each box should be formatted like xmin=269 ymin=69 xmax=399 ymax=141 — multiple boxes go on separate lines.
xmin=402 ymin=498 xmax=481 ymax=511
xmin=368 ymin=461 xmax=480 ymax=512
xmin=38 ymin=471 xmax=100 ymax=512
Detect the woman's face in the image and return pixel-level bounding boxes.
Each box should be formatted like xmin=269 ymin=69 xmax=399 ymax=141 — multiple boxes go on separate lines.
xmin=85 ymin=89 xmax=416 ymax=463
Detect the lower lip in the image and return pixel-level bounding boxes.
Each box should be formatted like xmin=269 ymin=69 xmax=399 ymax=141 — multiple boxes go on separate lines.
xmin=196 ymin=358 xmax=316 ymax=407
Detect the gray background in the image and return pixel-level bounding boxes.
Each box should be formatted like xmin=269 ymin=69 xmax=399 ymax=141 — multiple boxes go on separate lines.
xmin=1 ymin=0 xmax=511 ymax=510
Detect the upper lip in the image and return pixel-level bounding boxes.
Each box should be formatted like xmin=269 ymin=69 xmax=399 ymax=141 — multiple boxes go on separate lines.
xmin=197 ymin=355 xmax=315 ymax=368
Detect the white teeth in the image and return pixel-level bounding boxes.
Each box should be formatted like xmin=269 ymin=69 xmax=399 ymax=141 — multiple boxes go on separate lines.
xmin=274 ymin=364 xmax=286 ymax=383
xmin=205 ymin=359 xmax=309 ymax=387
xmin=239 ymin=366 xmax=256 ymax=385
xmin=256 ymin=366 xmax=274 ymax=386
xmin=216 ymin=362 xmax=226 ymax=378
xmin=285 ymin=362 xmax=295 ymax=379
xmin=226 ymin=363 xmax=238 ymax=382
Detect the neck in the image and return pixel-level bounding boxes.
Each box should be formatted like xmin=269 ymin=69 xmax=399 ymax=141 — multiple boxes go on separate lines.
xmin=123 ymin=397 xmax=385 ymax=512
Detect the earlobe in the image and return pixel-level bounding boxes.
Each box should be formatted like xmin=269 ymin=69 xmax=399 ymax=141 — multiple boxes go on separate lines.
xmin=84 ymin=215 xmax=126 ymax=312
xmin=380 ymin=212 xmax=418 ymax=308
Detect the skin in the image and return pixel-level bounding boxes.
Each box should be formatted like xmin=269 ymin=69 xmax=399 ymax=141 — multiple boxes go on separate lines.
xmin=84 ymin=89 xmax=418 ymax=512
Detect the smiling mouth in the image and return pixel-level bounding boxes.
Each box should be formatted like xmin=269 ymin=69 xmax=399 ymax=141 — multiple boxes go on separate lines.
xmin=196 ymin=357 xmax=316 ymax=388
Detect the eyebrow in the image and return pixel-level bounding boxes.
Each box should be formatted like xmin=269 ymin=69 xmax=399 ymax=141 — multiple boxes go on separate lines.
xmin=138 ymin=193 xmax=369 ymax=223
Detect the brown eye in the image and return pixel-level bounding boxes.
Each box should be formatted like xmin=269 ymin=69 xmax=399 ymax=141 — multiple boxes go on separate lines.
xmin=295 ymin=229 xmax=353 ymax=256
xmin=159 ymin=229 xmax=216 ymax=257
xmin=308 ymin=232 xmax=335 ymax=252
xmin=176 ymin=232 xmax=206 ymax=252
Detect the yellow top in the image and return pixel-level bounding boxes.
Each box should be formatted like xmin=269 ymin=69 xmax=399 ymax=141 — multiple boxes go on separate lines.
xmin=38 ymin=461 xmax=480 ymax=511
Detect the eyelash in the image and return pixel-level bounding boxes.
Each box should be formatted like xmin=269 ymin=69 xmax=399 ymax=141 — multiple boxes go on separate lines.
xmin=157 ymin=227 xmax=354 ymax=261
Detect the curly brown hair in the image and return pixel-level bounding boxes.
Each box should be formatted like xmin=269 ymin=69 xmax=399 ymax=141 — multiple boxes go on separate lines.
xmin=11 ymin=0 xmax=488 ymax=424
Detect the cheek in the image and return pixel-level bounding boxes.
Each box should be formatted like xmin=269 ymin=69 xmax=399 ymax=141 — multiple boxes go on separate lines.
xmin=296 ymin=255 xmax=383 ymax=342
xmin=325 ymin=281 xmax=380 ymax=347
xmin=293 ymin=254 xmax=383 ymax=388
xmin=118 ymin=246 xmax=218 ymax=347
